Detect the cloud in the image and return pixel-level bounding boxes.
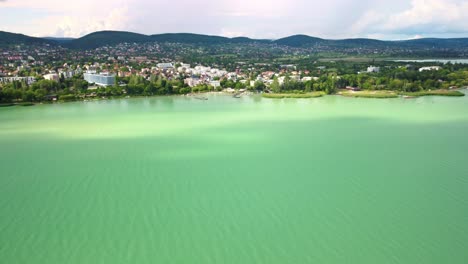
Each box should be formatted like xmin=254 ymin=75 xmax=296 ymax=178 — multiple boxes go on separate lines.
xmin=220 ymin=29 xmax=247 ymax=38
xmin=350 ymin=10 xmax=385 ymax=36
xmin=29 ymin=6 xmax=130 ymax=37
xmin=1 ymin=0 xmax=132 ymax=37
xmin=351 ymin=0 xmax=468 ymax=39
xmin=1 ymin=0 xmax=468 ymax=39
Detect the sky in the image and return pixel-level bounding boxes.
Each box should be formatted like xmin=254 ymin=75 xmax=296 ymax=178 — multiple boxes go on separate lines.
xmin=1 ymin=0 xmax=468 ymax=40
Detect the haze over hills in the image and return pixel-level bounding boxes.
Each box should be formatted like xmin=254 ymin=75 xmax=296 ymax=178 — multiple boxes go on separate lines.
xmin=1 ymin=30 xmax=468 ymax=51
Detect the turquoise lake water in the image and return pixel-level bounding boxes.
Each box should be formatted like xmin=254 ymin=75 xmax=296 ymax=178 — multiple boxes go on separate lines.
xmin=1 ymin=94 xmax=468 ymax=263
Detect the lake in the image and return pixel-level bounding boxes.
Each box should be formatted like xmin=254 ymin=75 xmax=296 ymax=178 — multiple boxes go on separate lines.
xmin=1 ymin=94 xmax=468 ymax=264
xmin=392 ymin=59 xmax=468 ymax=64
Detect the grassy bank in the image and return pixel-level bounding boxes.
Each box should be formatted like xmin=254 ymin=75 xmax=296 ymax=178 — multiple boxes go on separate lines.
xmin=0 ymin=102 xmax=35 ymax=107
xmin=262 ymin=92 xmax=325 ymax=99
xmin=339 ymin=90 xmax=399 ymax=99
xmin=401 ymin=90 xmax=465 ymax=97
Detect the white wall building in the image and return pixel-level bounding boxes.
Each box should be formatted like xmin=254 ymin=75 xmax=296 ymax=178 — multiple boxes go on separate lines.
xmin=184 ymin=78 xmax=201 ymax=87
xmin=157 ymin=63 xmax=174 ymax=70
xmin=210 ymin=81 xmax=221 ymax=88
xmin=83 ymin=72 xmax=115 ymax=86
xmin=419 ymin=66 xmax=442 ymax=72
xmin=0 ymin=76 xmax=36 ymax=85
xmin=44 ymin=73 xmax=59 ymax=82
xmin=367 ymin=66 xmax=380 ymax=73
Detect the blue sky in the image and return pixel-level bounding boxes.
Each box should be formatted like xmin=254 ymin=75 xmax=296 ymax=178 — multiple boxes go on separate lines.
xmin=1 ymin=0 xmax=468 ymax=40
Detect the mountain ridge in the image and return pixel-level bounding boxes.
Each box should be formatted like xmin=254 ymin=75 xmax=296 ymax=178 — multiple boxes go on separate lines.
xmin=1 ymin=30 xmax=468 ymax=50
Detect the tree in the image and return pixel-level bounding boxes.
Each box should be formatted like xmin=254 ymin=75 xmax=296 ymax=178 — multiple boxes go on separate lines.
xmin=144 ymin=83 xmax=157 ymax=95
xmin=305 ymin=81 xmax=312 ymax=92
xmin=271 ymin=77 xmax=281 ymax=93
xmin=253 ymin=81 xmax=265 ymax=91
xmin=34 ymin=89 xmax=47 ymax=101
xmin=22 ymin=90 xmax=36 ymax=102
xmin=324 ymin=76 xmax=337 ymax=94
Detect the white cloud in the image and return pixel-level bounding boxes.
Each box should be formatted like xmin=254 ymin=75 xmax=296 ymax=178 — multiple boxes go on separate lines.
xmin=409 ymin=34 xmax=424 ymax=40
xmin=351 ymin=0 xmax=468 ymax=39
xmin=350 ymin=10 xmax=385 ymax=36
xmin=32 ymin=6 xmax=130 ymax=37
xmin=2 ymin=0 xmax=468 ymax=39
xmin=220 ymin=29 xmax=247 ymax=38
xmin=1 ymin=0 xmax=131 ymax=37
xmin=383 ymin=0 xmax=465 ymax=30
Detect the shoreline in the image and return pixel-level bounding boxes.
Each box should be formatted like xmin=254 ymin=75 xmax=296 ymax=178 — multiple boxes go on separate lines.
xmin=1 ymin=89 xmax=465 ymax=107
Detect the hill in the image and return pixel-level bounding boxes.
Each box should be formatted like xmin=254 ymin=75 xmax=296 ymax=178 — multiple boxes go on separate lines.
xmin=1 ymin=30 xmax=468 ymax=51
xmin=62 ymin=31 xmax=268 ymax=49
xmin=273 ymin=35 xmax=468 ymax=50
xmin=399 ymin=38 xmax=468 ymax=49
xmin=151 ymin=33 xmax=269 ymax=44
xmin=64 ymin=31 xmax=151 ymax=49
xmin=151 ymin=33 xmax=232 ymax=44
xmin=43 ymin=37 xmax=75 ymax=44
xmin=274 ymin=35 xmax=325 ymax=47
xmin=0 ymin=31 xmax=55 ymax=47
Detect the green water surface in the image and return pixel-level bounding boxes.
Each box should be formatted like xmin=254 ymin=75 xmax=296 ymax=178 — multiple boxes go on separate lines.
xmin=1 ymin=94 xmax=468 ymax=263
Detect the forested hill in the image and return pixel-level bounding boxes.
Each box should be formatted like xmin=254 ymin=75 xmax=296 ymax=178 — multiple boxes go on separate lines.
xmin=1 ymin=30 xmax=468 ymax=51
xmin=63 ymin=31 xmax=151 ymax=49
xmin=273 ymin=35 xmax=468 ymax=49
xmin=63 ymin=31 xmax=269 ymax=49
xmin=0 ymin=31 xmax=55 ymax=46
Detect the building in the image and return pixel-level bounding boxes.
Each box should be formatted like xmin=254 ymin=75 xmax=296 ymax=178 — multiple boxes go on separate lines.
xmin=44 ymin=73 xmax=59 ymax=82
xmin=301 ymin=76 xmax=319 ymax=82
xmin=0 ymin=76 xmax=36 ymax=85
xmin=367 ymin=66 xmax=380 ymax=73
xmin=210 ymin=81 xmax=221 ymax=88
xmin=290 ymin=75 xmax=301 ymax=82
xmin=419 ymin=66 xmax=442 ymax=72
xmin=184 ymin=78 xmax=201 ymax=87
xmin=157 ymin=63 xmax=174 ymax=70
xmin=280 ymin=64 xmax=296 ymax=70
xmin=58 ymin=70 xmax=75 ymax=79
xmin=83 ymin=72 xmax=115 ymax=86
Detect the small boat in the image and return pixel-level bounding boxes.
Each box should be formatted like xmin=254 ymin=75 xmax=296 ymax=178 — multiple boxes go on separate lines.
xmin=403 ymin=95 xmax=416 ymax=99
xmin=194 ymin=96 xmax=208 ymax=100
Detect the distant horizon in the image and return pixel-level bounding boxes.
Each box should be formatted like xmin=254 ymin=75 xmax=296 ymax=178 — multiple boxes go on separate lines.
xmin=4 ymin=29 xmax=468 ymax=42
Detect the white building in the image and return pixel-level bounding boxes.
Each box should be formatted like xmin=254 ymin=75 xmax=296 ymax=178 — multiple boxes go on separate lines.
xmin=44 ymin=73 xmax=59 ymax=82
xmin=278 ymin=76 xmax=286 ymax=85
xmin=419 ymin=66 xmax=442 ymax=72
xmin=301 ymin=77 xmax=319 ymax=82
xmin=367 ymin=66 xmax=380 ymax=73
xmin=210 ymin=81 xmax=221 ymax=88
xmin=58 ymin=70 xmax=75 ymax=79
xmin=157 ymin=63 xmax=174 ymax=70
xmin=0 ymin=76 xmax=36 ymax=85
xmin=83 ymin=72 xmax=115 ymax=86
xmin=290 ymin=75 xmax=301 ymax=82
xmin=184 ymin=78 xmax=201 ymax=87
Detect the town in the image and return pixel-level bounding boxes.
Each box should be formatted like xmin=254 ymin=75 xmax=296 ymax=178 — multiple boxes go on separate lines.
xmin=1 ymin=40 xmax=468 ymax=103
